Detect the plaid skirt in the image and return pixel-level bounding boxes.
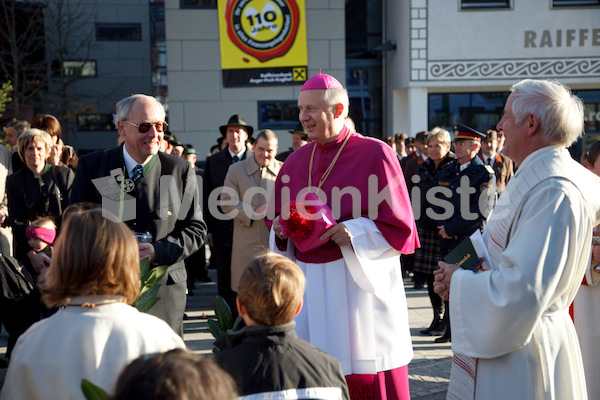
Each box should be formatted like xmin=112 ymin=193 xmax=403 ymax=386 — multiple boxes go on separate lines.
xmin=414 ymin=226 xmax=441 ymax=274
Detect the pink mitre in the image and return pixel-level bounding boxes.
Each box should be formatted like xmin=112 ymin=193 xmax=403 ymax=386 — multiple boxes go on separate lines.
xmin=301 ymin=70 xmax=343 ymax=91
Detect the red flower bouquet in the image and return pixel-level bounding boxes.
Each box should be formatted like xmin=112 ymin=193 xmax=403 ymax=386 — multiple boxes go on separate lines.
xmin=280 ymin=192 xmax=337 ymax=252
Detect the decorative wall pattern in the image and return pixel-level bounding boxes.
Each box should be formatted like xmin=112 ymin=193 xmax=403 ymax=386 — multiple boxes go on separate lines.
xmin=410 ymin=0 xmax=427 ymax=81
xmin=428 ymin=58 xmax=600 ymax=81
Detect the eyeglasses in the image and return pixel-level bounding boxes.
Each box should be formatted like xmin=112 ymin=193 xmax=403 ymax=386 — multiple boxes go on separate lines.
xmin=125 ymin=121 xmax=168 ymax=133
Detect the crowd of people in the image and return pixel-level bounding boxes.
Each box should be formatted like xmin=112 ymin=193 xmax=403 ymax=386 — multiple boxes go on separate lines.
xmin=0 ymin=74 xmax=598 ymax=400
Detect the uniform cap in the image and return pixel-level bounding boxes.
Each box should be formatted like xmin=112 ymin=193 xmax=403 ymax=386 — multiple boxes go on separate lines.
xmin=453 ymin=124 xmax=485 ymax=141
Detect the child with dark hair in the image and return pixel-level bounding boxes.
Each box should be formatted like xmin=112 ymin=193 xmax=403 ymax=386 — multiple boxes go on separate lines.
xmin=111 ymin=349 xmax=238 ymax=400
xmin=214 ymin=252 xmax=350 ymax=400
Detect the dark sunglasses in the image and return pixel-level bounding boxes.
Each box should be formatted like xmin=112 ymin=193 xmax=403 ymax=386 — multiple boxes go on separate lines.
xmin=125 ymin=121 xmax=168 ymax=133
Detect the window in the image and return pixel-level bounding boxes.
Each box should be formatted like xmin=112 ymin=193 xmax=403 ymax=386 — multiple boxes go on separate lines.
xmin=258 ymin=101 xmax=299 ymax=130
xmin=77 ymin=114 xmax=115 ymax=131
xmin=180 ymin=0 xmax=217 ymax=8
xmin=553 ymin=0 xmax=599 ymax=6
xmin=576 ymin=89 xmax=600 ymax=134
xmin=51 ymin=60 xmax=96 ymax=78
xmin=460 ymin=0 xmax=510 ymax=9
xmin=428 ymin=92 xmax=509 ymax=133
xmin=96 ymin=23 xmax=141 ymax=41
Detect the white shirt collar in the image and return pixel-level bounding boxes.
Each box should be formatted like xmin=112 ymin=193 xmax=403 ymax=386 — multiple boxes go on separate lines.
xmin=122 ymin=145 xmax=150 ymax=177
xmin=228 ymin=147 xmax=246 ymax=159
xmin=459 ymin=161 xmax=471 ymax=172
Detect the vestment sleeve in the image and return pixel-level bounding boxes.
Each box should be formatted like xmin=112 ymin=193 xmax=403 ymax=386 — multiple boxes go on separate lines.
xmin=450 ymin=181 xmax=592 ymax=359
xmin=341 ymin=217 xmax=401 ymax=294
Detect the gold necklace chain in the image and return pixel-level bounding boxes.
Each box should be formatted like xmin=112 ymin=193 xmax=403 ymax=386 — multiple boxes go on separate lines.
xmin=308 ymin=131 xmax=352 ymax=189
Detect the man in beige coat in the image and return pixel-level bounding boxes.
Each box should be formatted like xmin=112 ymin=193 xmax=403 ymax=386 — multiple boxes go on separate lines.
xmin=221 ymin=129 xmax=282 ymax=294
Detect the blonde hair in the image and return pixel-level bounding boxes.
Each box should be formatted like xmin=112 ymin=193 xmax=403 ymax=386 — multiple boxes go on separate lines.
xmin=17 ymin=128 xmax=53 ymax=163
xmin=237 ymin=253 xmax=305 ymax=326
xmin=29 ymin=216 xmax=57 ymax=231
xmin=427 ymin=127 xmax=451 ymax=147
xmin=39 ymin=206 xmax=140 ymax=307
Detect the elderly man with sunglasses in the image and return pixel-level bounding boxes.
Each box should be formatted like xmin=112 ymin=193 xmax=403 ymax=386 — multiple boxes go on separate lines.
xmin=70 ymin=94 xmax=206 ymax=337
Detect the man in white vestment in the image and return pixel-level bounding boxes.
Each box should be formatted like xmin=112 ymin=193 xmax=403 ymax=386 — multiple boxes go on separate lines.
xmin=434 ymin=79 xmax=600 ymax=399
xmin=268 ymin=72 xmax=419 ymax=400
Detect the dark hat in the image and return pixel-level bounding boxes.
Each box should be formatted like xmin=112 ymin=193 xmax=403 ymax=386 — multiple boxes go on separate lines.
xmin=406 ymin=137 xmax=416 ymax=145
xmin=453 ymin=124 xmax=485 ymax=141
xmin=415 ymin=131 xmax=429 ymax=143
xmin=183 ymin=145 xmax=196 ymax=155
xmin=219 ymin=114 xmax=254 ymax=137
xmin=484 ymin=129 xmax=498 ymax=141
xmin=288 ymin=122 xmax=308 ymax=140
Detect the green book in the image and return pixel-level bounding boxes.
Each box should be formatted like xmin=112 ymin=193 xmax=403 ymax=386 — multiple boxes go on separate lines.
xmin=444 ymin=230 xmax=493 ymax=272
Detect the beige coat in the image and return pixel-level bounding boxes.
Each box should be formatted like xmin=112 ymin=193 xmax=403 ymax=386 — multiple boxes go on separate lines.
xmin=221 ymin=154 xmax=281 ymax=291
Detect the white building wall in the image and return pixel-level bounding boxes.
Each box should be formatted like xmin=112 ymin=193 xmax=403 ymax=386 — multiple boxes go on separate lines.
xmin=165 ymin=0 xmax=347 ymax=159
xmin=387 ymin=0 xmax=600 ymax=137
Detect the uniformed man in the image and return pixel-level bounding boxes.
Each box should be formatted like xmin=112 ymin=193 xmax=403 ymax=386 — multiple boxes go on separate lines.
xmin=479 ymin=128 xmax=515 ymax=195
xmin=430 ymin=123 xmax=495 ymax=343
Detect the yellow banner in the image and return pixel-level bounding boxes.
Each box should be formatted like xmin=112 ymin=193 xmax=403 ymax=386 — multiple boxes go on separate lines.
xmin=218 ymin=0 xmax=307 ymax=86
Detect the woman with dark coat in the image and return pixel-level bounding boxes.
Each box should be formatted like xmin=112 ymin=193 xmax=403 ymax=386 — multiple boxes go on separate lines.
xmin=2 ymin=128 xmax=73 ymax=361
xmin=6 ymin=128 xmax=74 ymax=280
xmin=412 ymin=127 xmax=456 ymax=337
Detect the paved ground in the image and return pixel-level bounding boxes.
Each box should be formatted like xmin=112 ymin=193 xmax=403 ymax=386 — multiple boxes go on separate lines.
xmin=0 ymin=271 xmax=451 ymax=398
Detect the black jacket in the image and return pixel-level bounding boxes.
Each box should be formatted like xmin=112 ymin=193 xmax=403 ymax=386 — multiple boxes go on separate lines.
xmin=6 ymin=164 xmax=74 ymax=266
xmin=215 ymin=323 xmax=350 ymax=399
xmin=414 ymin=152 xmax=456 ymax=229
xmin=430 ymin=156 xmax=495 ymax=255
xmin=70 ymin=145 xmax=206 ymax=278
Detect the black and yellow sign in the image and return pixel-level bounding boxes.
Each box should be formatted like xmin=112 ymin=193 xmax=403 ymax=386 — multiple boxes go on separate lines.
xmin=218 ymin=0 xmax=307 ymax=87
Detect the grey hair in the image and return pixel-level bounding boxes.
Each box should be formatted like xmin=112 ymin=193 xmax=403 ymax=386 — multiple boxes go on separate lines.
xmin=112 ymin=94 xmax=166 ymax=128
xmin=7 ymin=120 xmax=31 ymax=136
xmin=427 ymin=127 xmax=451 ymax=147
xmin=323 ymin=87 xmax=350 ymax=119
xmin=510 ymin=79 xmax=584 ymax=147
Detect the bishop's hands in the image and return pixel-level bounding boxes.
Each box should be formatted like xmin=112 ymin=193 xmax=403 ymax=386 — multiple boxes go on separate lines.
xmin=433 ymin=261 xmax=460 ymax=301
xmin=273 ymin=216 xmax=352 ymax=248
xmin=272 ymin=216 xmax=287 ymax=241
xmin=320 ymin=223 xmax=351 ymax=248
